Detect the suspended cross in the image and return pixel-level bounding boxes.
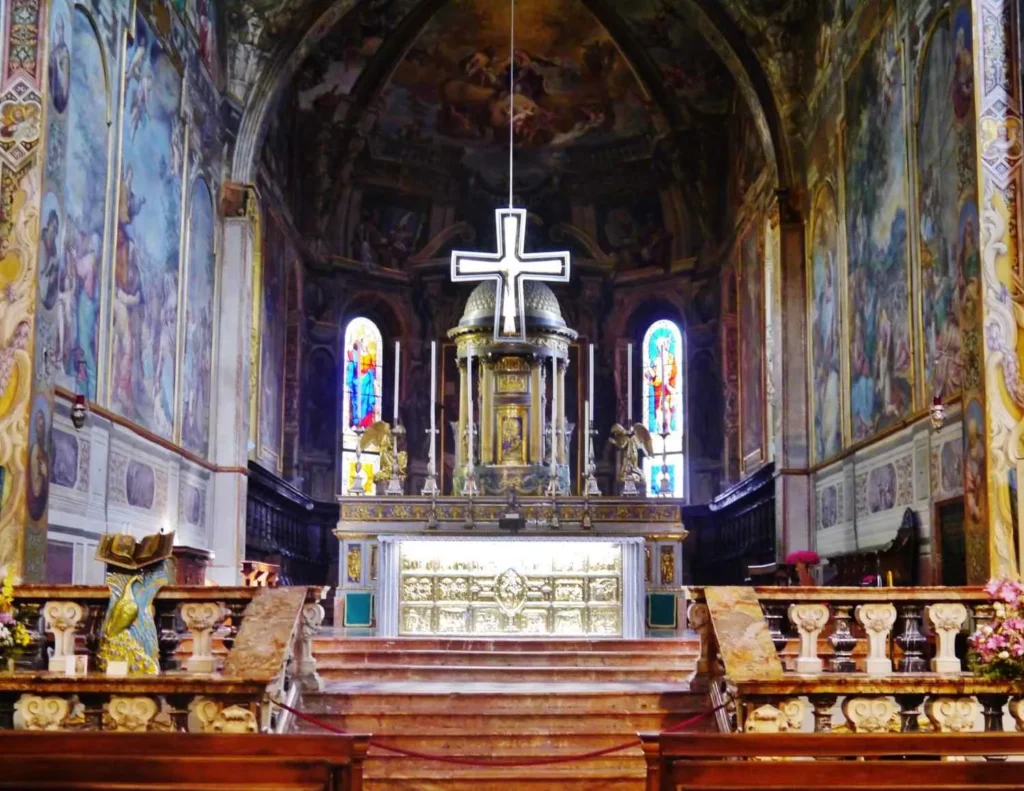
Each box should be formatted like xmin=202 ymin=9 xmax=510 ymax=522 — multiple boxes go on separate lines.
xmin=451 ymin=208 xmax=570 ymax=341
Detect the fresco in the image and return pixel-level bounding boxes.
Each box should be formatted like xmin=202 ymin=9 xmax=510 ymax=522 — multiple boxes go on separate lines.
xmin=58 ymin=8 xmax=109 ymax=399
xmin=126 ymin=460 xmax=156 ymax=510
xmin=258 ymin=214 xmax=288 ymax=468
xmin=350 ymin=189 xmax=429 ymax=268
xmin=181 ymin=178 xmax=216 ymax=457
xmin=917 ymin=9 xmax=977 ymax=402
xmin=739 ymin=225 xmax=764 ymax=466
xmin=376 ymin=0 xmax=659 ymax=190
xmin=112 ymin=12 xmax=184 ymax=439
xmin=867 ymin=463 xmax=897 ymax=514
xmin=26 ymin=395 xmax=49 ymax=522
xmin=50 ymin=429 xmax=79 ymax=489
xmin=845 ymin=19 xmax=912 ymax=441
xmin=810 ymin=183 xmax=842 ymax=462
xmin=302 ymin=347 xmax=337 ymax=458
xmin=189 ymin=0 xmax=217 ymax=78
xmin=597 ymin=194 xmax=673 ymax=271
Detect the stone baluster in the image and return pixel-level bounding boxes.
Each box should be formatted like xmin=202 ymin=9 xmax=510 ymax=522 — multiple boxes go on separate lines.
xmin=895 ymin=694 xmax=926 ymax=732
xmin=842 ymin=696 xmax=900 ymax=733
xmin=976 ymin=695 xmax=1009 ymax=733
xmin=855 ymin=603 xmax=896 ymax=676
xmin=972 ymin=602 xmax=995 ymax=634
xmin=180 ymin=602 xmax=228 ymax=674
xmin=1008 ymin=699 xmax=1024 ymax=732
xmin=297 ymin=603 xmax=325 ymax=692
xmin=925 ymin=697 xmax=981 ymax=733
xmin=926 ymin=603 xmax=967 ymax=674
xmin=788 ymin=603 xmax=829 ymax=675
xmin=43 ymin=601 xmax=84 ymax=672
xmin=827 ymin=605 xmax=857 ymax=673
xmin=761 ymin=604 xmax=788 ymax=654
xmin=894 ymin=604 xmax=927 ymax=672
xmin=808 ymin=694 xmax=838 ymax=733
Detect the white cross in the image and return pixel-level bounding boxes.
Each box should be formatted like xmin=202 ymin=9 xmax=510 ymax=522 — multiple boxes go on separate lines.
xmin=451 ymin=208 xmax=570 ymax=341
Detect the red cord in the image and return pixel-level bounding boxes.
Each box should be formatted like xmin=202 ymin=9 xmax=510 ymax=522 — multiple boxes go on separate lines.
xmin=272 ymin=696 xmax=727 ymax=768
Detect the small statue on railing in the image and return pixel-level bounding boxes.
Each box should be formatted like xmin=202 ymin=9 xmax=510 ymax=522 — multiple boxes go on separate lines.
xmin=609 ymin=423 xmax=652 ymax=497
xmin=360 ymin=421 xmax=408 ymax=493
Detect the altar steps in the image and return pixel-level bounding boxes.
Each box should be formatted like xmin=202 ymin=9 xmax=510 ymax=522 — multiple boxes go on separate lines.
xmin=301 ymin=636 xmax=706 ymax=790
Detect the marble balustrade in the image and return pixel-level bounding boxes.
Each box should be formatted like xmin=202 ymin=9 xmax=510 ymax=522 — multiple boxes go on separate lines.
xmin=687 ymin=586 xmax=1024 ymax=734
xmin=0 ymin=585 xmax=327 ymax=733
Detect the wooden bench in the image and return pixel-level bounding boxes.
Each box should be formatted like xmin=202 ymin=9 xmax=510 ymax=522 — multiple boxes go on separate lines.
xmin=0 ymin=731 xmax=369 ymax=791
xmin=640 ymin=732 xmax=1024 ymax=790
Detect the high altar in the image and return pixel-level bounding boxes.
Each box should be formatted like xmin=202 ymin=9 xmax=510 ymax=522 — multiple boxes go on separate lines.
xmin=335 ymin=218 xmax=687 ymax=638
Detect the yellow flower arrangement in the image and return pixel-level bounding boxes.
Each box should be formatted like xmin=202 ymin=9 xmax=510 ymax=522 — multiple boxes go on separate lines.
xmin=0 ymin=569 xmax=31 ymax=662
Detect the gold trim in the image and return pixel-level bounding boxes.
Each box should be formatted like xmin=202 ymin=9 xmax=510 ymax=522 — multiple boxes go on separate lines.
xmin=172 ymin=123 xmax=191 ymax=446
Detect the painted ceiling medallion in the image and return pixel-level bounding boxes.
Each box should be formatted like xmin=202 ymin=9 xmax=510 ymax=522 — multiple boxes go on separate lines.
xmin=494 ymin=567 xmax=529 ymax=616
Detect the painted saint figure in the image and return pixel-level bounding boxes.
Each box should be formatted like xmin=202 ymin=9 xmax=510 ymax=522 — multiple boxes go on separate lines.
xmin=113 ymin=166 xmax=146 ymax=410
xmin=49 ymin=14 xmax=71 ymax=114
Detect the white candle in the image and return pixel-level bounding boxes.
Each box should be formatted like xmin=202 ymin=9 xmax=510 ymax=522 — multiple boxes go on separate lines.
xmin=429 ymin=341 xmax=437 ymax=469
xmin=466 ymin=351 xmax=474 ymax=467
xmin=589 ymin=344 xmax=595 ymax=430
xmin=551 ymin=355 xmax=558 ymax=470
xmin=627 ymin=343 xmax=633 ymax=424
xmin=584 ymin=399 xmax=590 ymax=470
xmin=393 ymin=341 xmax=400 ymax=424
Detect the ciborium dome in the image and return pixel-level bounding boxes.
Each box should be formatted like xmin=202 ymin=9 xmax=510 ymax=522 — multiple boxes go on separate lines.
xmin=458 ymin=281 xmax=567 ymax=331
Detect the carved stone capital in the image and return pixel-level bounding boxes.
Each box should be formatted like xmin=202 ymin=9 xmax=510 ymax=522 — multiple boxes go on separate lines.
xmin=188 ymin=696 xmax=259 ymax=734
xmin=102 ymin=696 xmax=159 ymax=732
xmin=788 ymin=603 xmax=829 ymax=675
xmin=855 ymin=603 xmax=897 ymax=676
xmin=13 ymin=694 xmax=84 ymax=730
xmin=842 ymin=696 xmax=900 ymax=733
xmin=43 ymin=601 xmax=84 ymax=667
xmin=925 ymin=696 xmax=981 ymax=733
xmin=180 ymin=601 xmax=229 ymax=633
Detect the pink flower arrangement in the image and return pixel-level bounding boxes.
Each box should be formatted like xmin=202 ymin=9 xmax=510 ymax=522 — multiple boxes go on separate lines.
xmin=968 ymin=577 xmax=1024 ymax=681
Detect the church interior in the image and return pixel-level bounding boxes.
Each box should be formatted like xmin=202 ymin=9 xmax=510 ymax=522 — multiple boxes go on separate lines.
xmin=2 ymin=0 xmax=1024 ymax=786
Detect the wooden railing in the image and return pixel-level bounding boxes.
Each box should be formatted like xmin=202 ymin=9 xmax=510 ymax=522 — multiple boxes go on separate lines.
xmin=640 ymin=732 xmax=1024 ymax=791
xmin=1 ymin=585 xmax=327 ymax=733
xmin=688 ymin=586 xmax=1022 ymax=734
xmin=246 ymin=461 xmax=339 ymax=587
xmin=2 ymin=731 xmax=369 ymax=790
xmin=682 ymin=464 xmax=776 ymax=585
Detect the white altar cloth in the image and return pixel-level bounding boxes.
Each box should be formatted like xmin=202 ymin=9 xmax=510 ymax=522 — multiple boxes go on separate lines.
xmin=377 ymin=535 xmax=645 ymax=639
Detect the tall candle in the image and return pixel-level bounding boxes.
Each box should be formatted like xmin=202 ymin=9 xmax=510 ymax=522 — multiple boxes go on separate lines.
xmin=429 ymin=341 xmax=437 ymax=469
xmin=588 ymin=344 xmax=595 ymax=430
xmin=627 ymin=343 xmax=633 ymax=424
xmin=551 ymin=355 xmax=558 ymax=469
xmin=466 ymin=351 xmax=474 ymax=467
xmin=393 ymin=341 xmax=400 ymax=424
xmin=584 ymin=399 xmax=590 ymax=470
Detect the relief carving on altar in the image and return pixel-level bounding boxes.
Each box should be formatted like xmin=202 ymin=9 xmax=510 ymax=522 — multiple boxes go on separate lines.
xmin=498 ymin=405 xmax=528 ymax=466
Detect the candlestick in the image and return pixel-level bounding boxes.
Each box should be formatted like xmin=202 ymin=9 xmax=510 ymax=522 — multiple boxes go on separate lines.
xmin=584 ymin=399 xmax=590 ymax=483
xmin=428 ymin=341 xmax=437 ymax=473
xmin=467 ymin=351 xmax=473 ymax=468
xmin=588 ymin=344 xmax=595 ymax=427
xmin=551 ymin=356 xmax=558 ymax=470
xmin=627 ymin=343 xmax=633 ymax=423
xmin=393 ymin=341 xmax=400 ymax=424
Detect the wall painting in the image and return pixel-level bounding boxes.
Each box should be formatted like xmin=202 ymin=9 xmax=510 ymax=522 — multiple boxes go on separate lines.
xmin=257 ymin=213 xmax=288 ymax=469
xmin=916 ymin=7 xmax=977 ymax=403
xmin=350 ymin=189 xmax=429 ymax=269
xmin=180 ymin=178 xmax=215 ymax=457
xmin=810 ymin=183 xmax=842 ymax=462
xmin=845 ymin=18 xmax=912 ymax=441
xmin=111 ymin=12 xmax=184 ymax=439
xmin=738 ymin=224 xmax=764 ymax=469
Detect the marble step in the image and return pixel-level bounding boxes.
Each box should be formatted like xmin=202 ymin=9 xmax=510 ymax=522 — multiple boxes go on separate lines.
xmin=364 ymin=772 xmax=644 ymax=791
xmin=314 ymin=648 xmax=697 ymax=668
xmin=313 ymin=636 xmax=696 ymax=653
xmin=365 ymin=753 xmax=645 ymax=778
xmin=318 ymin=661 xmax=695 ymax=683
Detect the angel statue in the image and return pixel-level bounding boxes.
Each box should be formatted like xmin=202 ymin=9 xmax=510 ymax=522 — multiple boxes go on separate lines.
xmin=609 ymin=423 xmax=653 ymax=496
xmin=360 ymin=421 xmax=408 ymax=484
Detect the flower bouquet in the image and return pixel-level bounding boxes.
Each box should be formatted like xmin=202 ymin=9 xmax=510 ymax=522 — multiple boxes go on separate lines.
xmin=0 ymin=570 xmax=31 ymax=669
xmin=967 ymin=577 xmax=1024 ymax=681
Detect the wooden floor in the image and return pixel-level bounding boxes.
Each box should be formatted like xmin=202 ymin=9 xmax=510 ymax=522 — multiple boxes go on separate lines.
xmin=300 ymin=636 xmax=706 ymax=790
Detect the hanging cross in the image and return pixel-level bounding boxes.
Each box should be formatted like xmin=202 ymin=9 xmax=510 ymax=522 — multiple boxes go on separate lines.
xmin=451 ymin=208 xmax=570 ymax=341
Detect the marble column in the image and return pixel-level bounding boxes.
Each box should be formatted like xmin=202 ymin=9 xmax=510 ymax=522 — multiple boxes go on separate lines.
xmin=965 ymin=0 xmax=1024 ymax=580
xmin=530 ymin=363 xmax=543 ymax=464
xmin=456 ymin=359 xmax=468 ymax=471
xmin=556 ymin=360 xmax=567 ymax=464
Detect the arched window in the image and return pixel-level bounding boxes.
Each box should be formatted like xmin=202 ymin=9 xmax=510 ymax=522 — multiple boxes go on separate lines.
xmin=341 ymin=317 xmax=383 ymax=494
xmin=642 ymin=319 xmax=685 ymax=497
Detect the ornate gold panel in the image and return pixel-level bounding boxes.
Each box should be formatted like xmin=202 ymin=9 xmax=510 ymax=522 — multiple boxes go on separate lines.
xmin=397 ymin=540 xmax=624 ymax=636
xmin=497 ymin=405 xmax=528 ymax=465
xmin=660 ymin=545 xmax=675 ymax=585
xmin=346 ymin=545 xmax=362 ymax=584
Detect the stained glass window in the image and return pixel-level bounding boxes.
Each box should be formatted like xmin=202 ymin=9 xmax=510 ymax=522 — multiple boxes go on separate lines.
xmin=341 ymin=317 xmax=383 ymax=494
xmin=643 ymin=319 xmax=684 ymax=497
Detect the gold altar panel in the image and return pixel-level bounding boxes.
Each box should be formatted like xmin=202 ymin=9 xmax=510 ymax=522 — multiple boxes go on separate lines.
xmin=398 ymin=541 xmax=624 ymax=637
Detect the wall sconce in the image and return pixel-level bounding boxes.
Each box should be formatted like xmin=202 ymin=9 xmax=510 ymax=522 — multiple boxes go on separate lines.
xmin=929 ymin=396 xmax=946 ymax=432
xmin=70 ymin=394 xmax=88 ymax=431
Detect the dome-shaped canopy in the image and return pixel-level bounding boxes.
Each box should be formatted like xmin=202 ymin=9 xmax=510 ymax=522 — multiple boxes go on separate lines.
xmin=458 ymin=281 xmax=566 ymax=330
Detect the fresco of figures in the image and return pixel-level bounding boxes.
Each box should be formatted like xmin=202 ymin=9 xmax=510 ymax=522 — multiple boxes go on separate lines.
xmin=844 ymin=19 xmax=912 ymax=441
xmin=180 ymin=179 xmax=216 ymax=457
xmin=111 ymin=13 xmax=184 ymax=439
xmin=739 ymin=225 xmax=764 ymax=465
xmin=917 ymin=6 xmax=977 ymax=402
xmin=258 ymin=215 xmax=289 ymax=469
xmin=349 ymin=189 xmax=429 ymax=269
xmin=810 ymin=184 xmax=842 ymax=462
xmin=376 ymin=0 xmax=658 ymax=189
xmin=597 ymin=194 xmax=673 ymax=272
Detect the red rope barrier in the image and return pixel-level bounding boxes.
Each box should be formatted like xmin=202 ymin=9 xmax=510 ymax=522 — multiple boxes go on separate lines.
xmin=271 ymin=695 xmax=729 ymax=769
